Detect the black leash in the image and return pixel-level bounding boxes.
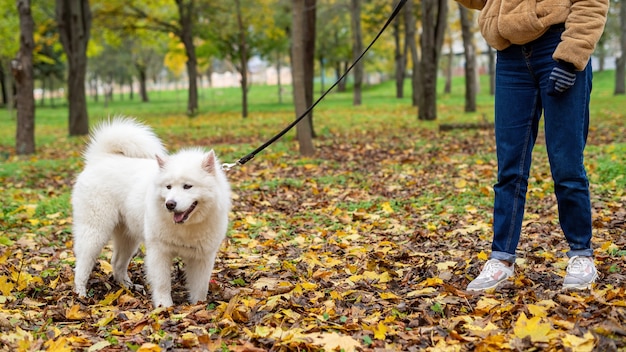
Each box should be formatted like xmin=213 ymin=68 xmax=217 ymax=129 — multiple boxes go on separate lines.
xmin=223 ymin=0 xmax=407 ymax=171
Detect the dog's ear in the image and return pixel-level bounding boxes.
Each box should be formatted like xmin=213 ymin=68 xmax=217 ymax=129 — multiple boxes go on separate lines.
xmin=202 ymin=150 xmax=216 ymax=174
xmin=156 ymin=154 xmax=166 ymax=169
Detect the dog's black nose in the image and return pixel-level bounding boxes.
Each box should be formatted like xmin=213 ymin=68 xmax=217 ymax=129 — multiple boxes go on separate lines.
xmin=165 ymin=200 xmax=177 ymax=210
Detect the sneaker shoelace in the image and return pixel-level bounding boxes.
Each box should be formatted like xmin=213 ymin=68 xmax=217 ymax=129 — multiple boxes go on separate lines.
xmin=480 ymin=260 xmax=507 ymax=278
xmin=567 ymin=256 xmax=589 ymax=274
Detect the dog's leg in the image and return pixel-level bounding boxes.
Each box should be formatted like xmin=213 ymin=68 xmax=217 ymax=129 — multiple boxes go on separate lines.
xmin=111 ymin=229 xmax=140 ymax=288
xmin=184 ymin=253 xmax=216 ymax=304
xmin=73 ymin=224 xmax=112 ymax=297
xmin=144 ymin=246 xmax=174 ymax=307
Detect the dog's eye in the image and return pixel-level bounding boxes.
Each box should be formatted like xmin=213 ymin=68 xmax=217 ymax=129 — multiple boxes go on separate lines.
xmin=183 ymin=184 xmax=193 ymax=190
xmin=166 ymin=185 xmax=172 ymax=190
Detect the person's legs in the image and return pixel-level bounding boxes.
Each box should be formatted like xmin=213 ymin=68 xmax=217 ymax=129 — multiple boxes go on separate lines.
xmin=541 ymin=62 xmax=594 ymax=258
xmin=490 ymin=45 xmax=542 ymax=264
xmin=539 ymin=34 xmax=597 ymax=289
xmin=467 ymin=43 xmax=543 ymax=291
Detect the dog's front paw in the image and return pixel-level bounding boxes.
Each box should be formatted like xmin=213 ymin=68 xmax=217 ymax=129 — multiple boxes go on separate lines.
xmin=74 ymin=286 xmax=87 ymax=297
xmin=152 ymin=296 xmax=174 ymax=308
xmin=114 ymin=273 xmax=133 ymax=288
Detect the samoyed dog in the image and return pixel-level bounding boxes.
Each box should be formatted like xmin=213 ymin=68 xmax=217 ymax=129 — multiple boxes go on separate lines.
xmin=72 ymin=118 xmax=231 ymax=307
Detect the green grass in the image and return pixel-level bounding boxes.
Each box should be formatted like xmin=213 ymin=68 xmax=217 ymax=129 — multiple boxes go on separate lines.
xmin=1 ymin=71 xmax=625 ymax=201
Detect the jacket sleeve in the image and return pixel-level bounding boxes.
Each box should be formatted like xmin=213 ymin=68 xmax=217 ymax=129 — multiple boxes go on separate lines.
xmin=554 ymin=0 xmax=609 ymax=70
xmin=455 ymin=0 xmax=486 ymax=10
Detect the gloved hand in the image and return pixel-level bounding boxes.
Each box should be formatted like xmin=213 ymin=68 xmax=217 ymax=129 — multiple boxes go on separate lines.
xmin=547 ymin=61 xmax=577 ymax=97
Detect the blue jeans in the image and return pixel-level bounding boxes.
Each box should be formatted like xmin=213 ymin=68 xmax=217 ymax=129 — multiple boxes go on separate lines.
xmin=490 ymin=25 xmax=594 ymax=263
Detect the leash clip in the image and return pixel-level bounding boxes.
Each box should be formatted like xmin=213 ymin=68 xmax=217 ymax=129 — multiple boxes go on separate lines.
xmin=221 ymin=162 xmax=238 ymax=172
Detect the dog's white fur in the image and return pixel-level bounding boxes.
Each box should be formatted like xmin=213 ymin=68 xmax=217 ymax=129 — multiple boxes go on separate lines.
xmin=72 ymin=118 xmax=231 ymax=307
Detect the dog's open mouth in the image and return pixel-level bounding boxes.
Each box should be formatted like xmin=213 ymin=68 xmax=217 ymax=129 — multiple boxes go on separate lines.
xmin=173 ymin=201 xmax=198 ymax=224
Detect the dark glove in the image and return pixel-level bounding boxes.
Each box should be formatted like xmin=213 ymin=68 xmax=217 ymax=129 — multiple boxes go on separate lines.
xmin=547 ymin=61 xmax=577 ymax=97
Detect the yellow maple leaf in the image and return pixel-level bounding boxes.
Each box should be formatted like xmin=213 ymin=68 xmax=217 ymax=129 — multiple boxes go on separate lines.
xmin=527 ymin=304 xmax=549 ymax=318
xmin=137 ymin=343 xmax=162 ymax=352
xmin=11 ymin=270 xmax=40 ymax=291
xmin=374 ymin=321 xmax=388 ymax=340
xmin=465 ymin=320 xmax=501 ymax=338
xmin=66 ymin=304 xmax=88 ymax=320
xmin=477 ymin=251 xmax=489 ymax=261
xmin=0 ymin=251 xmax=10 ymax=264
xmin=363 ymin=271 xmax=391 ymax=283
xmin=180 ymin=332 xmax=199 ymax=348
xmin=44 ymin=337 xmax=72 ymax=352
xmin=477 ymin=334 xmax=511 ymax=350
xmin=380 ymin=292 xmax=400 ymax=300
xmin=513 ymin=313 xmax=552 ymax=343
xmin=99 ymin=288 xmax=124 ymax=306
xmin=419 ymin=277 xmax=443 ymax=287
xmin=300 ymin=281 xmax=318 ymax=290
xmin=255 ymin=325 xmax=272 ymax=338
xmin=309 ymin=332 xmax=361 ymax=352
xmin=323 ymin=257 xmax=343 ymax=267
xmin=380 ymin=201 xmax=394 ymax=214
xmin=0 ymin=275 xmax=14 ymax=296
xmin=562 ymin=331 xmax=595 ymax=352
xmin=436 ymin=261 xmax=457 ymax=271
xmin=282 ymin=260 xmax=298 ymax=273
xmin=455 ymin=179 xmax=468 ymax=189
xmin=406 ymin=287 xmax=437 ymax=297
xmin=98 ymin=260 xmax=113 ymax=275
xmin=475 ymin=297 xmax=500 ymax=313
xmin=49 ymin=276 xmax=60 ymax=289
xmin=95 ymin=311 xmax=116 ymax=327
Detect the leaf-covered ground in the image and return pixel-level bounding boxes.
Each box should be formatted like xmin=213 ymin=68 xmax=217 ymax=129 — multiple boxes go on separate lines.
xmin=1 ymin=115 xmax=625 ymax=351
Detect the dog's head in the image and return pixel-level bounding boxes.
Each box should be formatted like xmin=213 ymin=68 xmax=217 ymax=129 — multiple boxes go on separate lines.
xmin=155 ymin=149 xmax=230 ymax=225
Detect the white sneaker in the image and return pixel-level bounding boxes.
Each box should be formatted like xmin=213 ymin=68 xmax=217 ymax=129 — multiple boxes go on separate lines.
xmin=467 ymin=259 xmax=514 ymax=291
xmin=563 ymin=256 xmax=598 ymax=290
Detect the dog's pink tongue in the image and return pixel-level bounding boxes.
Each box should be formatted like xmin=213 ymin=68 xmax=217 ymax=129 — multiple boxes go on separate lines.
xmin=174 ymin=212 xmax=185 ymax=223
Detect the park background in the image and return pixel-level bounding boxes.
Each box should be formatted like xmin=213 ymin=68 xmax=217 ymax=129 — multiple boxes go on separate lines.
xmin=1 ymin=0 xmax=626 ymax=351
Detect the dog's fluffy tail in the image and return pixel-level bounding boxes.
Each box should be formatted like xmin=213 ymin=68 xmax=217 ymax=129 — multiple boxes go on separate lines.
xmin=83 ymin=117 xmax=166 ymax=163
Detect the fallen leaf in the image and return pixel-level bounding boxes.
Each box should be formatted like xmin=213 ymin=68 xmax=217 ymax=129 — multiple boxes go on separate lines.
xmin=309 ymin=332 xmax=361 ymax=352
xmin=562 ymin=331 xmax=595 ymax=352
xmin=513 ymin=313 xmax=552 ymax=343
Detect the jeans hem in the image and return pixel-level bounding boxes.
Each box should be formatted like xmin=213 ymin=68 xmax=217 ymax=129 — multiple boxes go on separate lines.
xmin=489 ymin=251 xmax=516 ymax=264
xmin=567 ymin=249 xmax=594 ymax=258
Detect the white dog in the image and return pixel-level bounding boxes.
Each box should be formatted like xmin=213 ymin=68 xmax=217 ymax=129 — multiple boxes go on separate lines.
xmin=72 ymin=118 xmax=231 ymax=307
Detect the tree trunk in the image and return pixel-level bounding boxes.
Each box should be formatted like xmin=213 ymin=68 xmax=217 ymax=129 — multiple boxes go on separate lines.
xmin=49 ymin=76 xmax=55 ymax=107
xmin=136 ymin=63 xmax=149 ymax=102
xmin=459 ymin=4 xmax=477 ymax=112
xmin=119 ymin=76 xmax=124 ymax=101
xmin=176 ymin=0 xmax=198 ymax=116
xmin=404 ymin=0 xmax=419 ymax=107
xmin=304 ymin=0 xmax=316 ymax=137
xmin=235 ymin=0 xmax=248 ymax=118
xmin=615 ymin=0 xmax=626 ymax=95
xmin=350 ymin=0 xmax=363 ymax=106
xmin=394 ymin=0 xmax=405 ymax=99
xmin=0 ymin=64 xmax=7 ymax=107
xmin=276 ymin=50 xmax=283 ymax=104
xmin=91 ymin=77 xmax=99 ymax=103
xmin=444 ymin=41 xmax=452 ymax=94
xmin=56 ymin=0 xmax=91 ymax=136
xmin=15 ymin=0 xmax=36 ymax=155
xmin=419 ymin=0 xmax=447 ymax=120
xmin=319 ymin=56 xmax=325 ymax=94
xmin=336 ymin=62 xmax=347 ymax=92
xmin=292 ymin=0 xmax=315 ymax=157
xmin=40 ymin=76 xmax=46 ymax=107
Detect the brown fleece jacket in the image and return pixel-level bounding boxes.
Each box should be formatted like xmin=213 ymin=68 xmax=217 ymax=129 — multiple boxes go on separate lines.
xmin=456 ymin=0 xmax=609 ymax=71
